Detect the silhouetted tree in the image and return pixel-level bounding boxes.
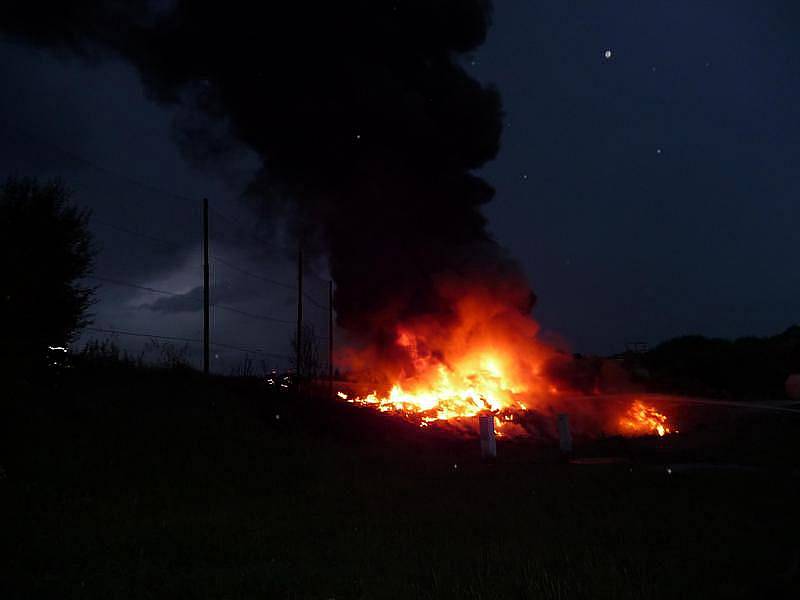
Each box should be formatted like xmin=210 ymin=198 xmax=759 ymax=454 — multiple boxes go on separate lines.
xmin=0 ymin=177 xmax=95 ymax=376
xmin=642 ymin=326 xmax=800 ymax=400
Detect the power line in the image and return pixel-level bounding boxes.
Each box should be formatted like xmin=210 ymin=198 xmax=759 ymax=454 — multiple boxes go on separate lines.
xmin=84 ymin=326 xmax=201 ymax=345
xmin=90 ymin=274 xmax=295 ymax=323
xmin=304 ymin=268 xmax=331 ymax=285
xmin=209 ymin=341 xmax=291 ymax=360
xmin=212 ymin=303 xmax=295 ymax=325
xmin=91 ymin=272 xmax=309 ymax=322
xmin=0 ymin=119 xmax=260 ymax=236
xmin=0 ymin=119 xmax=198 ymax=205
xmin=83 ymin=326 xmax=291 ymax=359
xmin=3 ymin=119 xmax=339 ymax=276
xmin=93 ymin=218 xmax=187 ymax=250
xmin=303 ymin=292 xmax=328 ymax=311
xmin=210 ymin=254 xmax=295 ymax=290
xmin=208 ymin=206 xmax=294 ymax=253
xmin=87 ymin=275 xmax=183 ymax=296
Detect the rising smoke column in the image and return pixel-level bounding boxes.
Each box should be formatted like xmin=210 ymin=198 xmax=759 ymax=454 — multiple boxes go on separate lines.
xmin=3 ymin=1 xmax=535 ymax=371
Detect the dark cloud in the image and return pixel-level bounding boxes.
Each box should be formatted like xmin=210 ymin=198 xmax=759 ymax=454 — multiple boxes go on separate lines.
xmin=3 ymin=0 xmax=522 ymax=354
xmin=142 ymin=285 xmax=202 ymax=314
xmin=141 ymin=274 xmax=275 ymax=314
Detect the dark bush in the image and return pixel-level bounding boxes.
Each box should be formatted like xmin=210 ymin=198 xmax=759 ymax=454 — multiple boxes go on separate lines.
xmin=0 ymin=177 xmax=95 ymax=378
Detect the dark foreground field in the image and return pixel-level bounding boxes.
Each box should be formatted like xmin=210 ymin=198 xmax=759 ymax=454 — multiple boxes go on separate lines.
xmin=3 ymin=368 xmax=800 ymax=599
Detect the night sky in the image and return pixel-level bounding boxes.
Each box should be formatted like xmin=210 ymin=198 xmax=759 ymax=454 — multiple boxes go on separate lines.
xmin=1 ymin=1 xmax=798 ymax=368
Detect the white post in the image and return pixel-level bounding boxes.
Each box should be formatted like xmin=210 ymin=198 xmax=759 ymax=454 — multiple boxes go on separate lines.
xmin=557 ymin=414 xmax=572 ymax=453
xmin=479 ymin=414 xmax=497 ymax=459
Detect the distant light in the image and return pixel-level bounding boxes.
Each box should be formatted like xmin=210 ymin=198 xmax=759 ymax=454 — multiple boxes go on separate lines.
xmin=656 ymin=148 xmax=662 ymax=155
xmin=604 ymin=49 xmax=613 ymax=60
xmin=48 ymin=346 xmax=68 ymax=352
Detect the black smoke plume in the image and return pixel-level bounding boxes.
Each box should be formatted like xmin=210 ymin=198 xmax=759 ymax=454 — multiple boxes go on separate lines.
xmin=3 ymin=1 xmax=535 ymax=357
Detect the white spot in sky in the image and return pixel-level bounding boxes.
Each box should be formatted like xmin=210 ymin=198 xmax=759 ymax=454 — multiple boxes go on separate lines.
xmin=604 ymin=49 xmax=613 ymax=60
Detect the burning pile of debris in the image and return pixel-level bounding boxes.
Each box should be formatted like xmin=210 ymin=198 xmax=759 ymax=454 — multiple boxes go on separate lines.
xmin=334 ymin=277 xmax=674 ymax=440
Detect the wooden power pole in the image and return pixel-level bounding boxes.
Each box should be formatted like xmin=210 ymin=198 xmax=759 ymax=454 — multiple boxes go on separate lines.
xmin=296 ymin=246 xmax=303 ymax=378
xmin=202 ymin=198 xmax=210 ymax=375
xmin=328 ymin=280 xmax=334 ymax=398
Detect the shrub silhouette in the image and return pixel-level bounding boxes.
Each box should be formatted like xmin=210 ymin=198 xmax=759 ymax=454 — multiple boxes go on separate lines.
xmin=0 ymin=177 xmax=95 ymax=378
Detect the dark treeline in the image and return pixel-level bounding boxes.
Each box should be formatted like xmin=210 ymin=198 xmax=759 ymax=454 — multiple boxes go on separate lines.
xmin=641 ymin=326 xmax=800 ymax=400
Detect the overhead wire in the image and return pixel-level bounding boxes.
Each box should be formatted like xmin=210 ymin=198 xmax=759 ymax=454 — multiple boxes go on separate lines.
xmin=5 ymin=118 xmax=331 ymax=361
xmin=86 ymin=275 xmax=182 ymax=296
xmin=93 ymin=218 xmax=188 ymax=250
xmin=83 ymin=326 xmax=291 ymax=360
xmin=210 ymin=254 xmax=295 ymax=290
xmin=212 ymin=303 xmax=295 ymax=325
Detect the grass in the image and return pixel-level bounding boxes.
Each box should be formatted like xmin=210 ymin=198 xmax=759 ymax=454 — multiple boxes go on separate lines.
xmin=2 ymin=367 xmax=800 ymax=599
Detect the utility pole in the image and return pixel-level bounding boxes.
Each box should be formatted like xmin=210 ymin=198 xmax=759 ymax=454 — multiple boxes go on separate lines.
xmin=202 ymin=198 xmax=210 ymax=375
xmin=296 ymin=246 xmax=303 ymax=379
xmin=328 ymin=280 xmax=334 ymax=399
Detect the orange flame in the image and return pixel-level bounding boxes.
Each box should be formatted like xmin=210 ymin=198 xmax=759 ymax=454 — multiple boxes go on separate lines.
xmin=341 ymin=282 xmax=553 ymax=430
xmin=618 ymin=400 xmax=672 ymax=437
xmin=336 ymin=279 xmax=675 ymax=440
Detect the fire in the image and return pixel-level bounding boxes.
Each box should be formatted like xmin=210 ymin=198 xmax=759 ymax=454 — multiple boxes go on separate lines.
xmin=351 ymin=356 xmax=532 ymax=421
xmin=618 ymin=399 xmax=672 ymax=437
xmin=340 ymin=279 xmax=552 ymax=431
xmin=336 ymin=278 xmax=676 ymax=440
